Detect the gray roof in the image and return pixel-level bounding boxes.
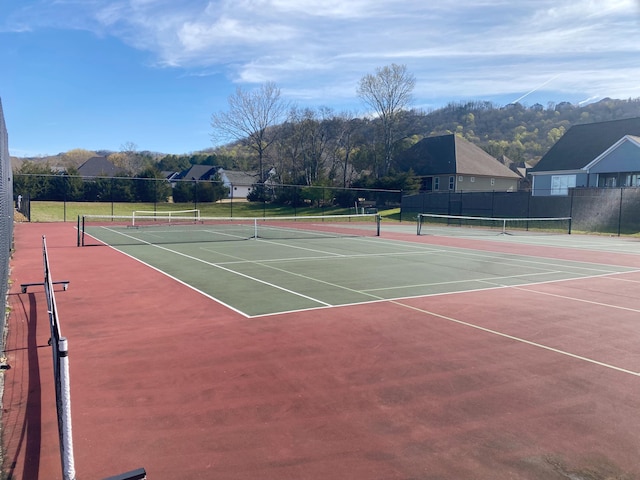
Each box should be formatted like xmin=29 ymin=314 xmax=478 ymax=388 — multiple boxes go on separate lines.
xmin=220 ymin=169 xmax=259 ymax=186
xmin=77 ymin=156 xmax=119 ymax=177
xmin=398 ymin=134 xmax=520 ymax=178
xmin=530 ymin=117 xmax=640 ymax=173
xmin=179 ymin=165 xmax=217 ymax=181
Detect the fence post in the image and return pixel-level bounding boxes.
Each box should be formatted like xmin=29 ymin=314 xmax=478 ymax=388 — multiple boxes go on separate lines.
xmin=63 ymin=176 xmax=67 ymax=222
xmin=569 ymin=187 xmax=575 ymax=222
xmin=491 ymin=190 xmax=495 ymax=217
xmin=194 ymin=180 xmax=198 ymax=211
xmin=58 ymin=337 xmax=76 ymax=480
xmin=617 ymin=187 xmax=623 ymax=236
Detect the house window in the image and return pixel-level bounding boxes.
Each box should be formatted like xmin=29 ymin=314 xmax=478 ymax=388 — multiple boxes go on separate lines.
xmin=551 ymin=174 xmax=576 ymax=195
xmin=449 ymin=176 xmax=455 ymax=190
xmin=434 ymin=177 xmax=440 ymax=190
xmin=470 ymin=177 xmax=475 ymax=183
xmin=598 ymin=175 xmax=617 ymax=188
xmin=621 ymin=173 xmax=640 ymax=187
xmin=458 ymin=176 xmax=463 ymax=182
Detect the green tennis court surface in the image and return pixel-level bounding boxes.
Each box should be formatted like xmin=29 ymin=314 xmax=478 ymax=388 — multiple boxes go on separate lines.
xmin=83 ymin=221 xmax=636 ymax=317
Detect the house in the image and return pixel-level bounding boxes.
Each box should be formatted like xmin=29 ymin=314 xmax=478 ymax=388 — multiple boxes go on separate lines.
xmin=217 ymin=169 xmax=260 ymax=199
xmin=529 ymin=117 xmax=640 ymax=196
xmin=178 ymin=165 xmax=218 ymax=182
xmin=174 ymin=166 xmax=261 ymax=199
xmin=497 ymin=155 xmax=533 ymax=190
xmin=162 ymin=171 xmax=181 ymax=187
xmin=77 ymin=156 xmax=119 ymax=177
xmin=397 ymin=134 xmax=521 ymax=192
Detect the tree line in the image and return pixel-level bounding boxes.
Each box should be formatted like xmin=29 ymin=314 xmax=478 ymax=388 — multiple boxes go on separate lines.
xmin=13 ymin=162 xmax=229 ymax=203
xmin=13 ymin=63 xmax=640 ymax=204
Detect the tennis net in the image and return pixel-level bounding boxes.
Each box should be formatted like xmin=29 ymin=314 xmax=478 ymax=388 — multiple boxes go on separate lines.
xmin=78 ymin=213 xmax=381 ymax=246
xmin=416 ymin=213 xmax=572 ymax=236
xmin=132 ymin=208 xmax=200 ymax=226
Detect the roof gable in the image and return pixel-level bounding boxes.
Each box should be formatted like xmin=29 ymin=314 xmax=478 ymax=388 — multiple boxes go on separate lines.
xmin=398 ymin=134 xmax=519 ymax=178
xmin=398 ymin=134 xmax=456 ymax=174
xmin=453 ymin=136 xmax=520 ymax=178
xmin=77 ymin=156 xmax=119 ymax=177
xmin=179 ymin=165 xmax=218 ymax=181
xmin=583 ymin=135 xmax=640 ymax=172
xmin=219 ymin=169 xmax=259 ymax=185
xmin=531 ymin=117 xmax=640 ymax=173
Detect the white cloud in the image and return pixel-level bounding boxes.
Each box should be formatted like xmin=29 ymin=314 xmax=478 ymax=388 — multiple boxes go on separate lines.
xmin=4 ymin=0 xmax=640 ymax=105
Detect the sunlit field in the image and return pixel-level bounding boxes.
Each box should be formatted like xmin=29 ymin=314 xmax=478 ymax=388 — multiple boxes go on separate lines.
xmin=25 ymin=201 xmax=401 ymax=223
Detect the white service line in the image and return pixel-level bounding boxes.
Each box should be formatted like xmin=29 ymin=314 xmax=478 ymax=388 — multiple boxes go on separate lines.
xmin=510 ymin=281 xmax=640 ymax=314
xmin=100 ymin=225 xmax=333 ymax=308
xmin=392 ymin=300 xmax=640 ymax=377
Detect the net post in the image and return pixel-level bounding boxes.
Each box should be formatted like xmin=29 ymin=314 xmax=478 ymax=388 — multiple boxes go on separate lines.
xmin=376 ymin=214 xmax=381 ymax=236
xmin=416 ymin=214 xmax=422 ymax=235
xmin=58 ymin=336 xmax=76 ymax=480
xmin=81 ymin=215 xmax=86 ymax=246
xmin=76 ymin=216 xmax=80 ymax=247
xmin=43 ymin=236 xmax=76 ymax=480
xmin=568 ymin=217 xmax=572 ymax=235
xmin=254 ymin=218 xmax=258 ymax=239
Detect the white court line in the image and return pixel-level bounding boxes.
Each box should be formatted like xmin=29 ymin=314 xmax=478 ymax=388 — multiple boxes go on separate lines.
xmin=417 ymin=246 xmax=629 ymax=274
xmin=362 ymin=270 xmax=564 ymax=293
xmin=198 ymin=237 xmax=599 ymax=303
xmin=250 ymin=270 xmax=637 ymax=318
xmin=391 ymin=300 xmax=640 ymax=377
xmin=99 ymin=226 xmax=333 ymax=308
xmin=357 ymin=235 xmax=636 ymax=273
xmin=201 ymin=238 xmax=347 ymax=261
xmin=89 ymin=236 xmax=251 ymax=317
xmin=208 ymin=237 xmax=628 ymax=279
xmin=603 ymin=274 xmax=640 ymax=284
xmin=91 ymin=226 xmax=638 ymax=318
xmin=510 ymin=281 xmax=640 ymax=314
xmin=203 ymin=246 xmax=387 ymax=303
xmin=463 ymin=234 xmax=640 ymax=254
xmin=211 ymin=249 xmax=444 ymax=265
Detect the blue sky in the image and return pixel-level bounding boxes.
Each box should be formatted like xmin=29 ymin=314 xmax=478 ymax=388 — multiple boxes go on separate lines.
xmin=1 ymin=0 xmax=639 ymax=157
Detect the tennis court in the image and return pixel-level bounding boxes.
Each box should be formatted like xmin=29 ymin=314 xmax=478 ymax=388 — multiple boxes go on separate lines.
xmin=81 ymin=215 xmax=635 ymax=318
xmin=5 ymin=216 xmax=640 ymax=479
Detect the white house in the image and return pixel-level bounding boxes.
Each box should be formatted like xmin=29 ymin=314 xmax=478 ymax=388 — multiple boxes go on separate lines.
xmin=217 ymin=169 xmax=260 ymax=199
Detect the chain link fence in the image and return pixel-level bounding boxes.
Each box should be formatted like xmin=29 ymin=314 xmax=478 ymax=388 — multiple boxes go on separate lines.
xmin=402 ymin=188 xmax=640 ymax=235
xmin=1 ymin=98 xmax=13 ymax=352
xmin=13 ymin=174 xmax=402 ymax=221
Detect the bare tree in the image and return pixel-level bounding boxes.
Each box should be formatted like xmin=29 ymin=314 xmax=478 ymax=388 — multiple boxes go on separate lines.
xmin=327 ymin=111 xmax=360 ymax=187
xmin=275 ymin=106 xmax=306 ymax=184
xmin=298 ymin=106 xmax=332 ymax=185
xmin=211 ymin=82 xmax=289 ymax=182
xmin=61 ymin=148 xmax=97 ymax=169
xmin=357 ymin=63 xmax=415 ymax=176
xmin=109 ymin=141 xmax=148 ymax=174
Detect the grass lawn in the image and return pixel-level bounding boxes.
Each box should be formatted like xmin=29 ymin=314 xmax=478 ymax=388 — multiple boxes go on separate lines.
xmin=25 ymin=201 xmax=402 ymax=223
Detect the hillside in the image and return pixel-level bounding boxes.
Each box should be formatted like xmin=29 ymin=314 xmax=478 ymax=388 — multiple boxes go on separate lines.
xmin=397 ymin=97 xmax=640 ymax=166
xmin=12 ymin=97 xmax=640 ymax=176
